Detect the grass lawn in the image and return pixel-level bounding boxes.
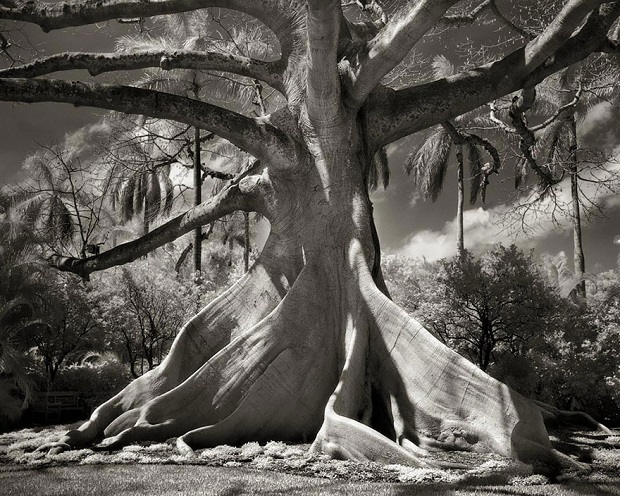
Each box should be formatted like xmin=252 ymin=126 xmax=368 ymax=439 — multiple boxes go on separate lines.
xmin=1 ymin=424 xmax=620 ymax=495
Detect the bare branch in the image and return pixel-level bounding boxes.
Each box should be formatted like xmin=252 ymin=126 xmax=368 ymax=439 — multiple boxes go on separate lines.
xmin=530 ymin=84 xmax=582 ymax=132
xmin=488 ymin=0 xmax=535 ymax=40
xmin=0 ymin=77 xmax=297 ymax=167
xmin=349 ymin=0 xmax=459 ymax=106
xmin=438 ymin=0 xmax=492 ymax=27
xmin=0 ymin=50 xmax=285 ymax=91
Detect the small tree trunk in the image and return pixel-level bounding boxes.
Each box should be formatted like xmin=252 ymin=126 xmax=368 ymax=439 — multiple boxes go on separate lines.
xmin=456 ymin=145 xmax=465 ymax=257
xmin=243 ymin=211 xmax=250 ymax=272
xmin=193 ymin=127 xmax=202 ymax=283
xmin=569 ymin=116 xmax=585 ymax=299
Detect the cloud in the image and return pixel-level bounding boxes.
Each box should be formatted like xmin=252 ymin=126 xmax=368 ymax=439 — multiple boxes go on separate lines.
xmin=579 ymin=102 xmax=614 ymax=136
xmin=396 ymin=151 xmax=620 ymax=261
xmin=395 ymin=207 xmax=516 ymax=261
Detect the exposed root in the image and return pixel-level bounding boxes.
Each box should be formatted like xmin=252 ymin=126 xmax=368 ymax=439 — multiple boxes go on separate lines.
xmin=311 ymin=312 xmax=430 ymax=466
xmin=49 ymin=247 xmax=294 ymax=453
xmin=44 ymin=237 xmax=605 ymax=476
xmin=363 ymin=286 xmax=589 ymax=472
xmin=534 ymin=400 xmax=613 ymax=434
xmin=80 ymin=259 xmax=344 ymax=452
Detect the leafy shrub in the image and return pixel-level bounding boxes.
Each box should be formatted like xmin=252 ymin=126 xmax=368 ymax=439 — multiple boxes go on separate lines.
xmin=51 ymin=357 xmax=131 ymax=410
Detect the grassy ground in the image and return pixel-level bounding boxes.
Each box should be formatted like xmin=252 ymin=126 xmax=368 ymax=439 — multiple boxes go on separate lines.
xmin=1 ymin=423 xmax=620 ymax=495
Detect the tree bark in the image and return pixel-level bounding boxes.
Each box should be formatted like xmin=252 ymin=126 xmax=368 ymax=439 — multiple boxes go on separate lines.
xmin=243 ymin=212 xmax=250 ymax=273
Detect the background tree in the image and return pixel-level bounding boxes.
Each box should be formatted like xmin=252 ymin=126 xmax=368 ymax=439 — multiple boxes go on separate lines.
xmin=30 ymin=276 xmax=104 ymax=390
xmin=430 ymin=245 xmax=561 ymax=371
xmin=0 ymin=214 xmax=50 ymax=429
xmin=1 ymin=0 xmax=619 ymax=470
xmin=95 ymin=257 xmax=209 ymax=377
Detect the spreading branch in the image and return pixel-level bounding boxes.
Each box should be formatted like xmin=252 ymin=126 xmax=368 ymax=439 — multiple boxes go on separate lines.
xmin=514 ymin=0 xmax=606 ymax=82
xmin=49 ymin=163 xmax=267 ymax=277
xmin=0 ymin=0 xmax=301 ymax=47
xmin=350 ymin=0 xmax=459 ymax=106
xmin=0 ymin=77 xmax=297 ymax=167
xmin=368 ymin=1 xmax=620 ymax=149
xmin=0 ymin=50 xmax=285 ymax=91
xmin=489 ymin=83 xmax=584 ymax=190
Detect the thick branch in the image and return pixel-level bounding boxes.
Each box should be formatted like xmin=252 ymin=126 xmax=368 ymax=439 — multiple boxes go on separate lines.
xmin=349 ymin=0 xmax=459 ymax=106
xmin=0 ymin=0 xmax=301 ymax=49
xmin=0 ymin=50 xmax=285 ymax=91
xmin=368 ymin=1 xmax=620 ymax=149
xmin=0 ymin=78 xmax=296 ymax=166
xmin=438 ymin=0 xmax=491 ymax=27
xmin=306 ymin=0 xmax=342 ymax=123
xmin=442 ymin=120 xmax=501 ymax=202
xmin=516 ymin=0 xmax=606 ymax=80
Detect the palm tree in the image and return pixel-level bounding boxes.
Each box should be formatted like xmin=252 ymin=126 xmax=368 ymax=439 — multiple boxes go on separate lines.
xmin=0 ymin=211 xmax=57 ymax=425
xmin=405 ymin=56 xmax=493 ymax=257
xmin=110 ymin=161 xmax=175 ymax=237
xmin=4 ymin=143 xmax=116 ymax=259
xmin=528 ymin=60 xmax=620 ymax=299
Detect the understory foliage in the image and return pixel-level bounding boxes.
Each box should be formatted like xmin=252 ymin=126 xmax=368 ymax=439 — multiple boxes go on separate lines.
xmin=93 ymin=254 xmax=229 ymax=377
xmin=0 ymin=213 xmax=240 ymax=429
xmin=383 ymin=246 xmax=620 ymax=424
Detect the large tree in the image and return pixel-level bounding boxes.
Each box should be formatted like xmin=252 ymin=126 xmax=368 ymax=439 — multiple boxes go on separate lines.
xmin=1 ymin=0 xmax=619 ymax=470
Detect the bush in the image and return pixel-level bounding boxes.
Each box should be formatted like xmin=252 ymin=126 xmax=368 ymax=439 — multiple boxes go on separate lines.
xmin=51 ymin=359 xmax=132 ymax=411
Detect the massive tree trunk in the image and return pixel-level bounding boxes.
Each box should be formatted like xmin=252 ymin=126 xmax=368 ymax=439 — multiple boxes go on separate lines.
xmin=1 ymin=0 xmax=618 ymax=473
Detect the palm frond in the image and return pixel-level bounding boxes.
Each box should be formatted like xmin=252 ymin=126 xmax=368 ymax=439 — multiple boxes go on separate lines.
xmin=514 ymin=158 xmax=529 ymax=189
xmin=432 ymin=54 xmax=456 ymax=79
xmin=121 ymin=174 xmax=137 ymax=223
xmin=22 ymin=152 xmax=55 ymax=188
xmin=48 ymin=196 xmax=73 ymax=241
xmin=160 ymin=166 xmax=175 ymax=216
xmin=405 ymin=126 xmax=453 ymax=202
xmin=144 ymin=171 xmax=162 ymax=222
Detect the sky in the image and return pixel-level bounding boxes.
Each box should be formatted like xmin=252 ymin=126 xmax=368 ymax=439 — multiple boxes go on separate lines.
xmin=1 ymin=18 xmax=619 ymax=275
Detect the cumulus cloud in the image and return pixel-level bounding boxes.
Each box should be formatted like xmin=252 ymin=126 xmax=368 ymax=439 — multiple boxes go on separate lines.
xmin=396 ymin=150 xmax=620 ymax=261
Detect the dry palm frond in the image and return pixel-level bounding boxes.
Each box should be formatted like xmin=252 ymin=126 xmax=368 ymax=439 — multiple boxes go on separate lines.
xmin=367 ymin=147 xmax=390 ymax=192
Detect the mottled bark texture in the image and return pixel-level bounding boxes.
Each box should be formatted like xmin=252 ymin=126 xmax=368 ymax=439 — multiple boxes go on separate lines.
xmin=1 ymin=0 xmax=618 ymax=472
